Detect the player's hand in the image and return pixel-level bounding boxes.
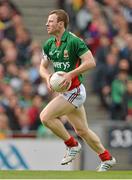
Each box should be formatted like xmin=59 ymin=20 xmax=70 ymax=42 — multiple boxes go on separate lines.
xmin=46 ymin=74 xmax=53 ymax=91
xmin=59 ymin=72 xmax=72 ymax=89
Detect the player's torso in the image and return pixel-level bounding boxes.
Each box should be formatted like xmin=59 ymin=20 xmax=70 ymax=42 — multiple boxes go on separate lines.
xmin=48 ymin=36 xmax=79 ymax=72
xmin=43 ymin=31 xmax=88 ymax=89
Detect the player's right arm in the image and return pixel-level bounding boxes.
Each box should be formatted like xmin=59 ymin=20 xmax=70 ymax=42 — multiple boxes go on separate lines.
xmin=39 ymin=58 xmax=52 ymax=90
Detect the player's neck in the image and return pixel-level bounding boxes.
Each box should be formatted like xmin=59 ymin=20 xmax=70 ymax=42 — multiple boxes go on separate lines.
xmin=55 ymin=28 xmax=65 ymax=42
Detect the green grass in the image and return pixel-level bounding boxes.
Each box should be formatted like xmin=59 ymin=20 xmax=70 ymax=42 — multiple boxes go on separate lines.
xmin=0 ymin=170 xmax=132 ymax=179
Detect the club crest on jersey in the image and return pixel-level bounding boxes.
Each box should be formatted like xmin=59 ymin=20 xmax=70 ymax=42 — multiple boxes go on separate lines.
xmin=64 ymin=50 xmax=69 ymax=59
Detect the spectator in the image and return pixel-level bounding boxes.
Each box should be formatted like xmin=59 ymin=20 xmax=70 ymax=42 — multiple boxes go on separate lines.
xmin=95 ymin=35 xmax=111 ymax=65
xmin=120 ymin=33 xmax=132 ymax=74
xmin=121 ymin=78 xmax=132 ymax=121
xmin=17 ymin=108 xmax=31 ymax=134
xmin=3 ymin=94 xmax=21 ymax=130
xmin=92 ymin=53 xmax=118 ymax=109
xmin=0 ymin=0 xmax=21 ymax=16
xmin=27 ymin=94 xmax=43 ymax=130
xmin=19 ymin=80 xmax=33 ymax=108
xmin=76 ymin=0 xmax=92 ymax=36
xmin=121 ymin=0 xmax=132 ymax=33
xmin=110 ymin=62 xmax=129 ymax=120
xmin=15 ymin=27 xmax=31 ymax=66
xmin=0 ymin=0 xmax=53 ymax=136
xmin=0 ymin=113 xmax=10 ymax=139
xmin=0 ymin=2 xmax=16 ymax=41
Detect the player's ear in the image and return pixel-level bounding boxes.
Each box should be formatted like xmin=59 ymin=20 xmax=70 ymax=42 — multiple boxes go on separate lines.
xmin=59 ymin=21 xmax=64 ymax=27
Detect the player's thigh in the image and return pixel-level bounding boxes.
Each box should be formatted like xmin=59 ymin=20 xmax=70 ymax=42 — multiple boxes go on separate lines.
xmin=67 ymin=105 xmax=89 ymax=130
xmin=40 ymin=95 xmax=75 ymax=121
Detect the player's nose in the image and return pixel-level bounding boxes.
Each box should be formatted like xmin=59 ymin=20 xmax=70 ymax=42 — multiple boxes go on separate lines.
xmin=46 ymin=22 xmax=49 ymax=27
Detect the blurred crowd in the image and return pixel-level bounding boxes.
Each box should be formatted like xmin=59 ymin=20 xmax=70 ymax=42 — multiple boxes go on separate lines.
xmin=0 ymin=0 xmax=54 ymax=138
xmin=0 ymin=0 xmax=132 ymax=138
xmin=59 ymin=0 xmax=132 ymax=122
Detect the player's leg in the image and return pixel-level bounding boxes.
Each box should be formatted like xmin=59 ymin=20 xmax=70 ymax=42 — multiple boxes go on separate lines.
xmin=67 ymin=105 xmax=105 ymax=154
xmin=66 ymin=105 xmax=116 ymax=171
xmin=40 ymin=95 xmax=77 ymax=142
xmin=40 ymin=94 xmax=82 ymax=165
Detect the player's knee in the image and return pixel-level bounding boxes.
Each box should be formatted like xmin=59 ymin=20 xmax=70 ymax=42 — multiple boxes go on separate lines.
xmin=39 ymin=111 xmax=49 ymax=126
xmin=76 ymin=128 xmax=88 ymax=138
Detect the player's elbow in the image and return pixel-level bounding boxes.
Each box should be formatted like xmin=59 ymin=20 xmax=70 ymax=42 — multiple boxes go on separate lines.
xmin=39 ymin=68 xmax=42 ymax=76
xmin=39 ymin=66 xmax=45 ymax=77
xmin=92 ymin=60 xmax=96 ymax=67
xmin=86 ymin=60 xmax=96 ymax=69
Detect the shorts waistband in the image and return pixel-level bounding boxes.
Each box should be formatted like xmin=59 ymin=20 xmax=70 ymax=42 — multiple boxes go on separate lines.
xmin=68 ymin=83 xmax=81 ymax=91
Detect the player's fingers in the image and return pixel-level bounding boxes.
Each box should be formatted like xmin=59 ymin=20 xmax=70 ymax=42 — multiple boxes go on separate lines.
xmin=59 ymin=80 xmax=69 ymax=88
xmin=57 ymin=72 xmax=65 ymax=76
xmin=47 ymin=81 xmax=54 ymax=92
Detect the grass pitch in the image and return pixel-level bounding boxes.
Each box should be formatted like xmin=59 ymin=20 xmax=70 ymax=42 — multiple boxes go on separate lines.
xmin=0 ymin=170 xmax=132 ymax=179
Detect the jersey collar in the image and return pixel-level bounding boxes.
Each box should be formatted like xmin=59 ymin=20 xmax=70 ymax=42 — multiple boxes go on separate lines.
xmin=53 ymin=31 xmax=68 ymax=42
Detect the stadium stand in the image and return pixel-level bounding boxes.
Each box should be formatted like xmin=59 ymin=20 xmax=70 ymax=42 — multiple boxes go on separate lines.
xmin=0 ymin=0 xmax=132 ymax=139
xmin=59 ymin=0 xmax=132 ymax=122
xmin=0 ymin=0 xmax=57 ymax=138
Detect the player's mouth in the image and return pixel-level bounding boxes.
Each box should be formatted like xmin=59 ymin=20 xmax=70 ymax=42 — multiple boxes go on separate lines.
xmin=47 ymin=28 xmax=51 ymax=32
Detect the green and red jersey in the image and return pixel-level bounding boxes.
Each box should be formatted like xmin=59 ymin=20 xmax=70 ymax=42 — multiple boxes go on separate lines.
xmin=42 ymin=31 xmax=89 ymax=90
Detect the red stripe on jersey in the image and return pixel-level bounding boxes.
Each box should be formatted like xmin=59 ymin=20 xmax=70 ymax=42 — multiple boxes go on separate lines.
xmin=69 ymin=59 xmax=81 ymax=90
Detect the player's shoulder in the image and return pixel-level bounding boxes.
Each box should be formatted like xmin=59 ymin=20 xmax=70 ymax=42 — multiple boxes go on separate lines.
xmin=67 ymin=31 xmax=85 ymax=44
xmin=42 ymin=36 xmax=54 ymax=49
xmin=68 ymin=31 xmax=81 ymax=39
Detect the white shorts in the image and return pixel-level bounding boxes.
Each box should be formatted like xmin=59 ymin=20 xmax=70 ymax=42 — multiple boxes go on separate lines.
xmin=61 ymin=84 xmax=86 ymax=108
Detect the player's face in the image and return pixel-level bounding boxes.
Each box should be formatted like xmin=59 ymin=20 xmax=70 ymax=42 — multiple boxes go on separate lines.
xmin=46 ymin=14 xmax=61 ymax=35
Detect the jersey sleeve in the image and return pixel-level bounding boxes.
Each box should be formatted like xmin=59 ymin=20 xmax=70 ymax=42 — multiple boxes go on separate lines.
xmin=73 ymin=37 xmax=89 ymax=57
xmin=42 ymin=48 xmax=50 ymax=61
xmin=42 ymin=41 xmax=50 ymax=61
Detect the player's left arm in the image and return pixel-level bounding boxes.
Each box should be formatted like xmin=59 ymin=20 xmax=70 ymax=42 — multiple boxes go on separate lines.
xmin=65 ymin=50 xmax=96 ymax=81
xmin=70 ymin=50 xmax=96 ymax=78
xmin=60 ymin=50 xmax=96 ymax=87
